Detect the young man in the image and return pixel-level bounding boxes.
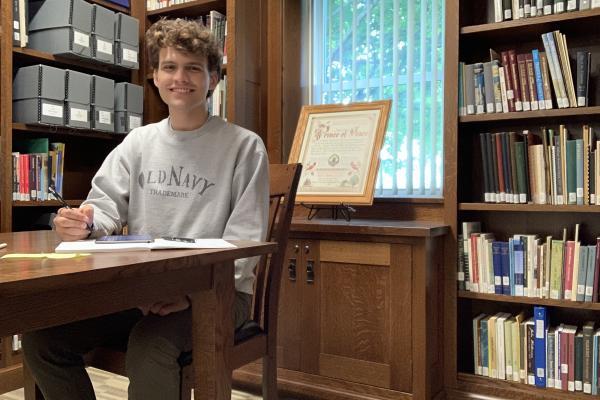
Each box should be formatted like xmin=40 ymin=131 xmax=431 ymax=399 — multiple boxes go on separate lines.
xmin=22 ymin=19 xmax=269 ymax=400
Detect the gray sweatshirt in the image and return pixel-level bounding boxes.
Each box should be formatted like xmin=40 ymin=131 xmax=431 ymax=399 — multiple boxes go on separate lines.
xmin=83 ymin=116 xmax=270 ymax=294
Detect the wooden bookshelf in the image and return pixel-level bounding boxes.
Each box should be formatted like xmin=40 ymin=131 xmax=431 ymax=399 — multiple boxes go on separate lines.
xmin=459 ymin=291 xmax=600 ymax=311
xmin=459 ymin=105 xmax=600 ymax=123
xmin=459 ymin=203 xmax=600 ymax=212
xmin=444 ymin=1 xmax=600 ymax=399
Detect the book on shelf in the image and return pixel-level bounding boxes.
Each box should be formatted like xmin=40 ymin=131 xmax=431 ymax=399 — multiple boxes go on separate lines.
xmin=476 ymin=125 xmax=600 ymax=205
xmin=458 ymin=222 xmax=600 ymax=304
xmin=470 ymin=306 xmax=600 ymax=394
xmin=12 ymin=139 xmax=65 ymax=202
xmin=489 ymin=0 xmax=597 ymax=23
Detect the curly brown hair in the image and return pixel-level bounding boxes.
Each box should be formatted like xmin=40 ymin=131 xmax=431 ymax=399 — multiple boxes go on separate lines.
xmin=145 ymin=18 xmax=222 ymax=76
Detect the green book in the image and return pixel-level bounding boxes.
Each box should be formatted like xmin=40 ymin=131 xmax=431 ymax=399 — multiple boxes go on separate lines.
xmin=550 ymin=239 xmax=564 ymax=299
xmin=514 ymin=141 xmax=527 ymax=203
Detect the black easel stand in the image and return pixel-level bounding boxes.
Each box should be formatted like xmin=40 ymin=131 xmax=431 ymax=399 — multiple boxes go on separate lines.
xmin=301 ymin=203 xmax=356 ymax=222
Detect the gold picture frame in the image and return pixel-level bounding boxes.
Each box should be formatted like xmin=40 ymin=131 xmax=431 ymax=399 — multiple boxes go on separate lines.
xmin=288 ymin=100 xmax=391 ymax=205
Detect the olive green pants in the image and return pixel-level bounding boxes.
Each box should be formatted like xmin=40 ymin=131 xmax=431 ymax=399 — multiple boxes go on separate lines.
xmin=22 ymin=292 xmax=251 ymax=400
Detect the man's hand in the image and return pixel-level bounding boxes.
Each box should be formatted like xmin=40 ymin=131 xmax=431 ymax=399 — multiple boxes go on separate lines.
xmin=138 ymin=296 xmax=191 ymax=317
xmin=54 ymin=205 xmax=94 ymax=241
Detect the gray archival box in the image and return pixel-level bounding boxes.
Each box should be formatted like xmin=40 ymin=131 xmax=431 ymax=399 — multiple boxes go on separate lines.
xmin=13 ymin=65 xmax=66 ymax=125
xmin=65 ymin=70 xmax=91 ymax=129
xmin=91 ymin=75 xmax=115 ymax=132
xmin=114 ymin=13 xmax=139 ymax=69
xmin=114 ymin=82 xmax=143 ymax=134
xmin=92 ymin=5 xmax=115 ymax=64
xmin=28 ymin=0 xmax=93 ymax=59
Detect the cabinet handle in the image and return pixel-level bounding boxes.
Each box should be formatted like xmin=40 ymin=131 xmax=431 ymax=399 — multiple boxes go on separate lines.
xmin=288 ymin=258 xmax=297 ymax=281
xmin=306 ymin=260 xmax=315 ymax=284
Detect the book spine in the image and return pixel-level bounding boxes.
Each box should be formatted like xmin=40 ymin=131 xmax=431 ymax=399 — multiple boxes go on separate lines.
xmin=534 ymin=306 xmax=547 ymax=387
xmin=539 ymin=52 xmax=554 ymax=109
xmin=509 ymin=50 xmax=523 ymax=111
xmin=525 ymin=54 xmax=539 ymax=111
xmin=517 ymin=54 xmax=531 ymax=111
xmin=501 ymin=51 xmax=516 ymax=112
xmin=491 ymin=60 xmax=504 ymax=112
xmin=532 ymin=49 xmax=546 ymax=109
xmin=576 ymin=51 xmax=590 ymax=107
xmin=483 ymin=62 xmax=496 ymax=113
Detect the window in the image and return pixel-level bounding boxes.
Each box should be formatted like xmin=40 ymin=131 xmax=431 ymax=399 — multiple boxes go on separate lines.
xmin=309 ymin=0 xmax=445 ymax=197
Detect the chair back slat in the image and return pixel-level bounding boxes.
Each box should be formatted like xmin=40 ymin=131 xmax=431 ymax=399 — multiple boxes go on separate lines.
xmin=251 ymin=164 xmax=301 ymax=331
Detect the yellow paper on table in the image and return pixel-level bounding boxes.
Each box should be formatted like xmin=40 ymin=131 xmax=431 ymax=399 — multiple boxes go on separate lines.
xmin=1 ymin=253 xmax=91 ymax=259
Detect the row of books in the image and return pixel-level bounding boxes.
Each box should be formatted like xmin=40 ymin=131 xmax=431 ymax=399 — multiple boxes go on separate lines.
xmin=209 ymin=76 xmax=227 ymax=119
xmin=458 ymin=31 xmax=590 ymax=116
xmin=478 ymin=125 xmax=600 ymax=205
xmin=473 ymin=306 xmax=600 ymax=394
xmin=11 ymin=141 xmax=65 ymax=202
xmin=146 ymin=0 xmax=192 ymax=11
xmin=489 ymin=0 xmax=600 ymax=23
xmin=459 ymin=222 xmax=600 ymax=303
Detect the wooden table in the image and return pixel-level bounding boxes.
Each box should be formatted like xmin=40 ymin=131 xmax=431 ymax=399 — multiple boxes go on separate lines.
xmin=0 ymin=231 xmax=276 ymax=400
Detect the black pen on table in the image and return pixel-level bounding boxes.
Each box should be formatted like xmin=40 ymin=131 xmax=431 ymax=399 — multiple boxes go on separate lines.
xmin=49 ymin=185 xmax=93 ymax=232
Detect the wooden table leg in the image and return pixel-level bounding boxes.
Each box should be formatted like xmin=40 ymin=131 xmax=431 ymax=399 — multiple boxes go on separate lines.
xmin=190 ymin=261 xmax=235 ymax=400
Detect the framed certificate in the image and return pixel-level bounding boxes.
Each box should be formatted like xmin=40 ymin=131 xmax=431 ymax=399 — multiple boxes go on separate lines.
xmin=288 ymin=100 xmax=391 ymax=205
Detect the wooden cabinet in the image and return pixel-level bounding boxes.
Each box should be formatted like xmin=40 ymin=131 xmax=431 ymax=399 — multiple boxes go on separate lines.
xmin=234 ymin=219 xmax=448 ymax=400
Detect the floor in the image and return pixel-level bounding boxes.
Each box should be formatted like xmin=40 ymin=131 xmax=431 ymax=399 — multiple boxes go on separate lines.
xmin=0 ymin=367 xmax=265 ymax=400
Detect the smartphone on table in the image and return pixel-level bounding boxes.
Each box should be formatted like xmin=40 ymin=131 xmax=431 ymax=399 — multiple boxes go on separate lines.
xmin=95 ymin=234 xmax=154 ymax=244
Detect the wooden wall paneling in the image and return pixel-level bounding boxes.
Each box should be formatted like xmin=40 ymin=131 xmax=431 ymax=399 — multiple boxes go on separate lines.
xmin=225 ymin=0 xmax=237 ymax=124
xmin=281 ymin=0 xmax=304 ymax=163
xmin=1 ymin=0 xmax=14 ymax=233
xmin=442 ymin=0 xmax=460 ymax=392
xmin=229 ymin=0 xmax=265 ymax=136
xmin=266 ymin=0 xmax=282 ymax=162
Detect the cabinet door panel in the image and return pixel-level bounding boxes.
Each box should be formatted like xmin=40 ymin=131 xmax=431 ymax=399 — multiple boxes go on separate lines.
xmin=316 ymin=240 xmax=412 ymax=391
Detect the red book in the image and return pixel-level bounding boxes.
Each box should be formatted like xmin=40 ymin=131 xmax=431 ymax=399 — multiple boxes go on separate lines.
xmin=568 ymin=328 xmax=576 ymax=391
xmin=593 ymin=238 xmax=600 ymax=302
xmin=560 ymin=329 xmax=569 ymax=390
xmin=501 ymin=51 xmax=516 ymax=112
xmin=508 ymin=50 xmax=523 ymax=111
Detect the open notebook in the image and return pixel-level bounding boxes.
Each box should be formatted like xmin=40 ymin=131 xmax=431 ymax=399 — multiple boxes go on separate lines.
xmin=55 ymin=238 xmax=236 ymax=253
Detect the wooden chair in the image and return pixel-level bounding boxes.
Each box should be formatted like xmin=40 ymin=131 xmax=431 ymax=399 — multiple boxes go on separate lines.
xmin=24 ymin=163 xmax=301 ymax=400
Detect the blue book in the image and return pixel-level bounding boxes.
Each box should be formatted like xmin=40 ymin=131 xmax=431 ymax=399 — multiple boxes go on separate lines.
xmin=500 ymin=241 xmax=511 ymax=295
xmin=481 ymin=317 xmax=489 ymax=376
xmin=492 ymin=241 xmax=503 ymax=294
xmin=509 ymin=238 xmax=515 ymax=295
xmin=534 ymin=306 xmax=547 ymax=387
xmin=105 ymin=0 xmax=129 ymax=6
xmin=532 ymin=49 xmax=545 ymax=108
xmin=513 ymin=240 xmax=525 ymax=296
